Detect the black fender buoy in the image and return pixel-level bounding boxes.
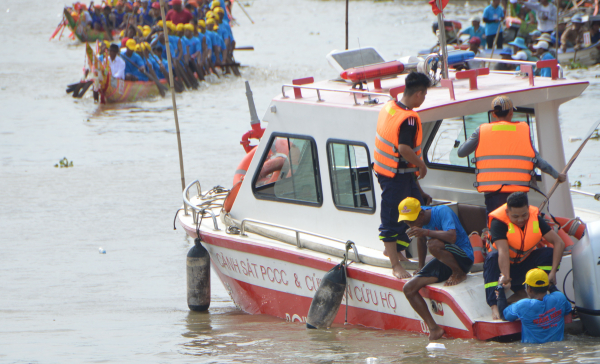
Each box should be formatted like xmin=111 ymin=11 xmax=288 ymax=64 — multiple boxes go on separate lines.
xmin=187 ymin=238 xmax=211 ymax=311
xmin=306 ymin=263 xmax=347 ymax=329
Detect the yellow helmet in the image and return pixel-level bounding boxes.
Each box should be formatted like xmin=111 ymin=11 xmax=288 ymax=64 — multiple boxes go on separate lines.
xmin=144 ymin=42 xmax=152 ymax=50
xmin=135 ymin=44 xmax=144 ymax=52
xmin=142 ymin=29 xmax=151 ymax=37
xmin=184 ymin=23 xmax=194 ymax=31
xmin=176 ymin=23 xmax=184 ymax=32
xmin=206 ymin=18 xmax=216 ymax=26
xmin=214 ymin=6 xmax=224 ymax=14
xmin=157 ymin=20 xmax=163 ymax=27
xmin=126 ymin=39 xmax=137 ymax=50
xmin=206 ymin=10 xmax=213 ymax=18
xmin=213 ymin=24 xmax=219 ymax=30
xmin=143 ymin=25 xmax=151 ymax=30
xmin=211 ymin=0 xmax=220 ymax=9
xmin=197 ymin=19 xmax=205 ymax=28
xmin=137 ymin=25 xmax=143 ymax=30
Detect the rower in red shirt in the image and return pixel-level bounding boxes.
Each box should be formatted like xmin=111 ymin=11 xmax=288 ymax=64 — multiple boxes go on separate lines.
xmin=166 ymin=0 xmax=193 ymax=25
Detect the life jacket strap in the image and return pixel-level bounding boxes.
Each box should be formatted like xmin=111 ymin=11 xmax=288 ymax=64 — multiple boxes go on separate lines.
xmin=373 ymin=160 xmax=418 ymax=174
xmin=471 ymin=155 xmax=537 ymax=163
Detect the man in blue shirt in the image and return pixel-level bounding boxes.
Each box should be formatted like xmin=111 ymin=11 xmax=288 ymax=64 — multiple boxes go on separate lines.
xmin=483 ymin=0 xmax=504 ymax=49
xmin=533 ymin=40 xmax=555 ymax=77
xmin=459 ymin=16 xmax=487 ymax=48
xmin=400 ymin=197 xmax=474 ymax=340
xmin=503 ymin=268 xmax=572 ymax=343
xmin=121 ymin=39 xmax=148 ymax=81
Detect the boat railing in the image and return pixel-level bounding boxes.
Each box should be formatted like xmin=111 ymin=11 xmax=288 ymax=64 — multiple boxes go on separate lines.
xmin=473 ymin=58 xmax=564 ymax=79
xmin=182 ymin=180 xmax=220 ymax=231
xmin=281 ymin=84 xmax=393 ymax=105
xmin=239 ymin=218 xmax=362 ymax=263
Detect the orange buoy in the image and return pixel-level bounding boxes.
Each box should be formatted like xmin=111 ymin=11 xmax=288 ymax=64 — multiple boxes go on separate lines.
xmin=553 ymin=216 xmax=586 ymax=240
xmin=233 ymin=147 xmax=256 ymax=186
xmin=469 ymin=232 xmax=485 ymax=263
xmin=539 ymin=216 xmax=577 ymax=249
xmin=223 ymin=181 xmax=242 ymax=213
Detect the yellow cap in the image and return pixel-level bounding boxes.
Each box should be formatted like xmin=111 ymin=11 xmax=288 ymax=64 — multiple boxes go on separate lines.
xmin=104 ymin=40 xmax=111 ymax=47
xmin=143 ymin=25 xmax=151 ymax=30
xmin=176 ymin=23 xmax=184 ymax=32
xmin=197 ymin=19 xmax=205 ymax=28
xmin=214 ymin=6 xmax=224 ymax=14
xmin=168 ymin=23 xmax=176 ymax=31
xmin=206 ymin=17 xmax=215 ymax=25
xmin=135 ymin=44 xmax=143 ymax=52
xmin=157 ymin=20 xmax=163 ymax=27
xmin=137 ymin=25 xmax=143 ymax=30
xmin=397 ymin=197 xmax=422 ymax=222
xmin=126 ymin=38 xmax=137 ymax=51
xmin=142 ymin=29 xmax=151 ymax=37
xmin=166 ymin=20 xmax=173 ymax=27
xmin=211 ymin=0 xmax=220 ymax=9
xmin=184 ymin=23 xmax=194 ymax=31
xmin=144 ymin=42 xmax=151 ymax=50
xmin=213 ymin=24 xmax=219 ymax=30
xmin=525 ymin=268 xmax=550 ymax=287
xmin=120 ymin=30 xmax=125 ymax=37
xmin=206 ymin=10 xmax=213 ymax=18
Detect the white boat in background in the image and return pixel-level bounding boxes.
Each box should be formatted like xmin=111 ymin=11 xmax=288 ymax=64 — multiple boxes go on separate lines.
xmin=176 ymin=48 xmax=600 ymax=340
xmin=558 ymin=42 xmax=600 ymax=66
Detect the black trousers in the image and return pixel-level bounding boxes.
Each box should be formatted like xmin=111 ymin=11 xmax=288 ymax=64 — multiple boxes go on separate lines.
xmin=486 ymin=32 xmax=504 ymax=49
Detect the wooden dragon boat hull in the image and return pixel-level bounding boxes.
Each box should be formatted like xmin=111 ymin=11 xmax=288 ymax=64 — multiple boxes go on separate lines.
xmin=64 ymin=9 xmax=116 ymax=43
xmin=101 ymin=77 xmax=168 ymax=104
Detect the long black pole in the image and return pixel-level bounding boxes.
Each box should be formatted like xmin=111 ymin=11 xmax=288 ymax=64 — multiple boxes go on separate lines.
xmin=345 ymin=0 xmax=349 ymax=50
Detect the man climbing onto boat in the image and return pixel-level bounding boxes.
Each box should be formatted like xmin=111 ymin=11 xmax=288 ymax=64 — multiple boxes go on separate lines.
xmin=400 ymin=197 xmax=474 ymax=340
xmin=483 ymin=192 xmax=565 ymax=320
xmin=500 ymin=268 xmax=572 ymax=343
xmin=373 ymin=72 xmax=432 ymax=280
xmin=457 ymin=95 xmax=566 ymax=214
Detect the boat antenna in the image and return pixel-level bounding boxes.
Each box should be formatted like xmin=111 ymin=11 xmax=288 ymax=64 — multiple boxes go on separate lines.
xmin=435 ymin=0 xmax=449 ymax=79
xmin=358 ymin=38 xmax=377 ymax=104
xmin=158 ymin=0 xmax=186 ymax=192
xmin=345 ymin=0 xmax=349 ymax=50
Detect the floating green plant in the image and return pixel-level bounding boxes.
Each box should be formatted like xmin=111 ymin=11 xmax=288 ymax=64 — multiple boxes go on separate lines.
xmin=54 ymin=157 xmax=74 ymax=168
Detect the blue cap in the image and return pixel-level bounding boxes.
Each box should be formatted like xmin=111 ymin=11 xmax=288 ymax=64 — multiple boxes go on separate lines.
xmin=499 ymin=47 xmax=513 ymax=55
xmin=508 ymin=37 xmax=528 ymax=49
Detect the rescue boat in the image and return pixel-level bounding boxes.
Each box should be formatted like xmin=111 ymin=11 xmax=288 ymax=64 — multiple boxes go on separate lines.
xmin=176 ymin=47 xmax=600 ymax=340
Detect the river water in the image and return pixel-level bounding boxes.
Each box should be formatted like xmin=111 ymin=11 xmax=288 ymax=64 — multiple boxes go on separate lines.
xmin=2 ymin=0 xmax=600 ymax=362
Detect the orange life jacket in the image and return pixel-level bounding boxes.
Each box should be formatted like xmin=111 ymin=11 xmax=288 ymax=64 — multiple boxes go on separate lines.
xmin=472 ymin=121 xmax=536 ymax=193
xmin=373 ymin=101 xmax=422 ymax=178
xmin=488 ymin=204 xmax=542 ymax=264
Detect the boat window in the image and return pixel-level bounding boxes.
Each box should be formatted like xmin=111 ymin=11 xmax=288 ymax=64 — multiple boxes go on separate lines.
xmin=326 ymin=140 xmax=376 ymax=213
xmin=252 ymin=134 xmax=322 ymax=206
xmin=425 ymin=108 xmax=539 ymax=172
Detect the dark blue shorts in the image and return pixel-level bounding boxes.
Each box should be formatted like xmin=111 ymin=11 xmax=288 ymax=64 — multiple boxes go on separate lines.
xmin=377 ymin=173 xmax=423 ymax=250
xmin=415 ymin=244 xmax=474 ymax=282
xmin=483 ymin=247 xmax=555 ymax=307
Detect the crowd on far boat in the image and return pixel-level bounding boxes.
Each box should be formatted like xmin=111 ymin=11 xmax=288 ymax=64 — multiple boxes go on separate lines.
xmin=440 ymin=0 xmax=600 ymax=71
xmin=68 ymin=0 xmax=236 ymax=84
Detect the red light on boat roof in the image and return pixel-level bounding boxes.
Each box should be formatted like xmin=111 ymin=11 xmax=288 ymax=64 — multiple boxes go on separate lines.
xmin=340 ymin=61 xmax=405 ymax=83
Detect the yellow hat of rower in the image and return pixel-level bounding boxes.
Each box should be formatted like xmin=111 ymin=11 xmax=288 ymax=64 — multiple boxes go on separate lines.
xmin=184 ymin=23 xmax=194 ymax=31
xmin=214 ymin=6 xmax=224 ymax=14
xmin=143 ymin=29 xmax=151 ymax=37
xmin=206 ymin=17 xmax=216 ymax=25
xmin=168 ymin=23 xmax=176 ymax=31
xmin=206 ymin=10 xmax=213 ymax=18
xmin=166 ymin=20 xmax=173 ymax=27
xmin=211 ymin=0 xmax=220 ymax=9
xmin=397 ymin=197 xmax=422 ymax=222
xmin=157 ymin=20 xmax=163 ymax=27
xmin=143 ymin=25 xmax=151 ymax=30
xmin=120 ymin=30 xmax=125 ymax=37
xmin=126 ymin=38 xmax=137 ymax=51
xmin=137 ymin=25 xmax=143 ymax=30
xmin=144 ymin=42 xmax=151 ymax=50
xmin=176 ymin=23 xmax=184 ymax=32
xmin=525 ymin=268 xmax=550 ymax=288
xmin=197 ymin=19 xmax=205 ymax=28
xmin=213 ymin=24 xmax=219 ymax=30
xmin=104 ymin=40 xmax=111 ymax=47
xmin=135 ymin=44 xmax=144 ymax=52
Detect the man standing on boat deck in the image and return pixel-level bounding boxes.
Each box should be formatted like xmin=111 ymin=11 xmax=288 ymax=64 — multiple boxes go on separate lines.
xmin=400 ymin=197 xmax=474 ymax=340
xmin=373 ymin=72 xmax=433 ymax=280
xmin=483 ymin=192 xmax=565 ymax=320
xmin=457 ymin=95 xmax=566 ymax=214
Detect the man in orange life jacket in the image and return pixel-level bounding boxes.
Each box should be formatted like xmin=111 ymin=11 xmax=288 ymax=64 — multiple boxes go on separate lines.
xmin=374 ymin=72 xmax=433 ymax=280
xmin=484 ymin=192 xmax=565 ymax=319
xmin=457 ymin=95 xmax=566 ymax=214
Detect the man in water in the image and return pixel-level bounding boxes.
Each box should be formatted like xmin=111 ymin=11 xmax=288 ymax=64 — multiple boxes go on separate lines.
xmin=483 ymin=192 xmax=565 ymax=319
xmin=502 ymin=268 xmax=572 ymax=343
xmin=373 ymin=72 xmax=432 ymax=280
xmin=401 ymin=197 xmax=474 ymax=340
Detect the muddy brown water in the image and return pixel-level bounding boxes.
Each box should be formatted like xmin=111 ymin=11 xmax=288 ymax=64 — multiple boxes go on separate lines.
xmin=1 ymin=0 xmax=600 ymax=362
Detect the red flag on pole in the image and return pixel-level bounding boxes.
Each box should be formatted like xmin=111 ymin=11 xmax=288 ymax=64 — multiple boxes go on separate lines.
xmin=429 ymin=0 xmax=449 ymax=15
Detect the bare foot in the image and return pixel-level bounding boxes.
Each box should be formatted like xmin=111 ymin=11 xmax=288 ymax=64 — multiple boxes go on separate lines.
xmin=429 ymin=325 xmax=445 ymax=340
xmin=491 ymin=305 xmax=500 ymax=320
xmin=392 ymin=265 xmax=412 ymax=279
xmin=444 ymin=272 xmax=467 ymax=286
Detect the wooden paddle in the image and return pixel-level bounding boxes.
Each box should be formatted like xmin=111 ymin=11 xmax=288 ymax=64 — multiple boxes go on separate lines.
xmin=234 ymin=46 xmax=254 ymax=51
xmin=539 ymin=118 xmax=600 ymax=211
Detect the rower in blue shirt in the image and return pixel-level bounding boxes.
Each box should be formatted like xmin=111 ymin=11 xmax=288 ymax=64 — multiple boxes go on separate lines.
xmin=121 ymin=39 xmax=149 ymax=81
xmin=399 ymin=197 xmax=474 ymax=340
xmin=206 ymin=18 xmax=224 ymax=64
xmin=502 ymin=268 xmax=572 ymax=344
xmin=483 ymin=0 xmax=504 ymax=49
